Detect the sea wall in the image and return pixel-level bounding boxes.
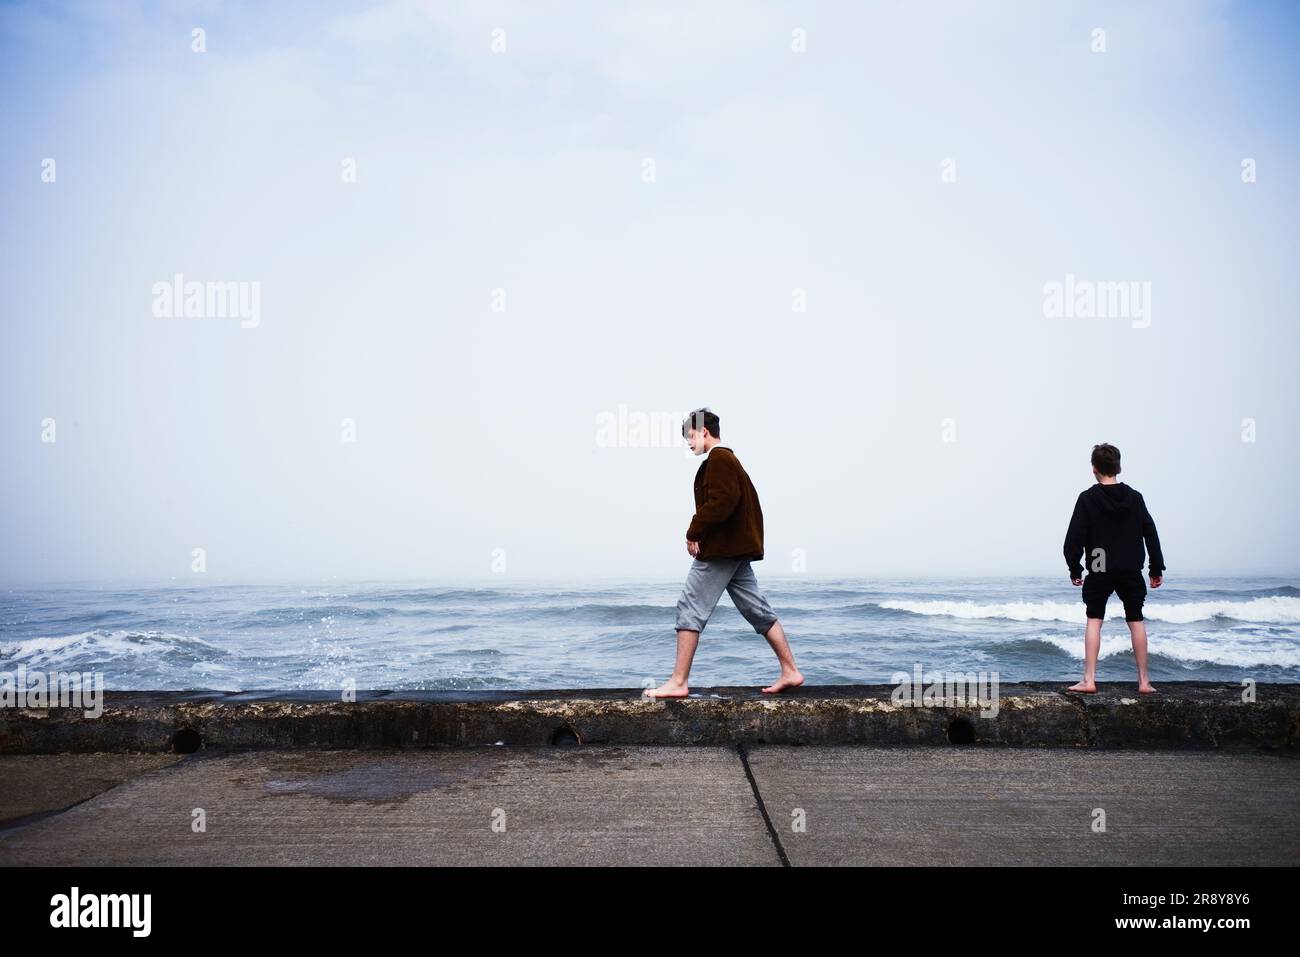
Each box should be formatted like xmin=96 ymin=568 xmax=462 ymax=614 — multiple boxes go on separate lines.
xmin=1 ymin=683 xmax=1296 ymax=753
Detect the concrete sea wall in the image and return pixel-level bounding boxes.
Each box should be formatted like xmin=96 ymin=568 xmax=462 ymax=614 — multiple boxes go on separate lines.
xmin=1 ymin=683 xmax=1296 ymax=753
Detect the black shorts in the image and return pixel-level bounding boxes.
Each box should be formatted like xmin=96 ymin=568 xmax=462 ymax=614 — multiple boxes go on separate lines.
xmin=1082 ymin=570 xmax=1147 ymax=621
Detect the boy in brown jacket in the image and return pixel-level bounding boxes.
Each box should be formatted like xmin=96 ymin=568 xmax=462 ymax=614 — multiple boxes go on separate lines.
xmin=645 ymin=408 xmax=804 ymax=698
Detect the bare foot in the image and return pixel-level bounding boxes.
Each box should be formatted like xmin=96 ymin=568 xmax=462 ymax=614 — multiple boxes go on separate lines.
xmin=645 ymin=679 xmax=689 ymax=699
xmin=1066 ymin=680 xmax=1097 ymax=693
xmin=1137 ymin=682 xmax=1157 ymax=694
xmin=761 ymin=670 xmax=804 ymax=694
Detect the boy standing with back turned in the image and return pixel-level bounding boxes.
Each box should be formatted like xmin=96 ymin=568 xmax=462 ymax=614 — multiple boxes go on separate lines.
xmin=645 ymin=408 xmax=804 ymax=698
xmin=1062 ymin=443 xmax=1166 ymax=694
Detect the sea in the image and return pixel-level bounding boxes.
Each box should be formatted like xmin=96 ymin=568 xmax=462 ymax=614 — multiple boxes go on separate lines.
xmin=1 ymin=577 xmax=1297 ymax=691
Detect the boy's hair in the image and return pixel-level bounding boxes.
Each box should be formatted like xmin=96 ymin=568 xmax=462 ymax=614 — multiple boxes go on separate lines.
xmin=682 ymin=407 xmax=721 ymax=439
xmin=1091 ymin=443 xmax=1121 ymax=477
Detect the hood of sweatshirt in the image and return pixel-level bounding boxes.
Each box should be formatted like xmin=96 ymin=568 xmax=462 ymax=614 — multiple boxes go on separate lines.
xmin=1093 ymin=482 xmax=1134 ymax=514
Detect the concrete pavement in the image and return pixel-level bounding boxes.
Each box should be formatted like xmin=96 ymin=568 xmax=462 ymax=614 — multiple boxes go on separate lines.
xmin=2 ymin=746 xmax=1296 ymax=866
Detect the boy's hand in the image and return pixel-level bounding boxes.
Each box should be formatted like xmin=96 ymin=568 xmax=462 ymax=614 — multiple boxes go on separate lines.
xmin=686 ymin=539 xmax=700 ymax=557
xmin=1071 ymin=578 xmax=1083 ymax=587
xmin=1150 ymin=576 xmax=1162 ymax=588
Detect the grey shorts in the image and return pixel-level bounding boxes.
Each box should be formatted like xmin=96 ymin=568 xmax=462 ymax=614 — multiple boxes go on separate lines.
xmin=675 ymin=557 xmax=779 ymax=634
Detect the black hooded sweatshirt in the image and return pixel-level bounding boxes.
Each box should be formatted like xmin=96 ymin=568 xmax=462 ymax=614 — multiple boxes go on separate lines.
xmin=1063 ymin=482 xmax=1165 ymax=581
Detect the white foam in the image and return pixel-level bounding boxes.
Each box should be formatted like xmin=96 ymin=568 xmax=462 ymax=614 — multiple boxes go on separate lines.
xmin=880 ymin=596 xmax=1300 ymax=625
xmin=1035 ymin=632 xmax=1300 ymax=668
xmin=0 ymin=629 xmax=221 ymax=668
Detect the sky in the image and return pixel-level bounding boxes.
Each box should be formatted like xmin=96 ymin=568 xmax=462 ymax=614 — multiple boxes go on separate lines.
xmin=1 ymin=0 xmax=1298 ymax=584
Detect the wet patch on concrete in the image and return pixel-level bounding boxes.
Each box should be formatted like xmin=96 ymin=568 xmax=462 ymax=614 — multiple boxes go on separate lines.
xmin=249 ymin=751 xmax=506 ymax=805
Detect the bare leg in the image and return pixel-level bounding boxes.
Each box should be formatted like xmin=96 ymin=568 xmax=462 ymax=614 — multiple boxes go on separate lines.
xmin=1067 ymin=618 xmax=1102 ymax=692
xmin=760 ymin=619 xmax=804 ymax=693
xmin=1128 ymin=619 xmax=1156 ymax=693
xmin=645 ymin=629 xmax=700 ymax=698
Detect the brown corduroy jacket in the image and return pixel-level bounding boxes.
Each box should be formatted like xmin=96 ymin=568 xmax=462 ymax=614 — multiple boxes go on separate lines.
xmin=685 ymin=446 xmax=765 ymax=561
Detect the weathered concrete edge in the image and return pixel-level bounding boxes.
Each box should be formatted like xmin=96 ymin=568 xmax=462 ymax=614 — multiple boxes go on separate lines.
xmin=1 ymin=683 xmax=1296 ymax=753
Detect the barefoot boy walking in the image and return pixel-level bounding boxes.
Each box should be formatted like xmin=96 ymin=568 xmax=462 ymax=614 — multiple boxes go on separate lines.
xmin=646 ymin=408 xmax=803 ymax=698
xmin=1062 ymin=443 xmax=1166 ymax=694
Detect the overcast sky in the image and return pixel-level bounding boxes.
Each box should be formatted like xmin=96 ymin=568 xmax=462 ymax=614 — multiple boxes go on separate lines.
xmin=2 ymin=0 xmax=1298 ymax=584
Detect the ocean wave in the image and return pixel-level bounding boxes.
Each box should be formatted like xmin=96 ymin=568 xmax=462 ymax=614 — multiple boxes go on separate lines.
xmin=525 ymin=603 xmax=668 ymax=623
xmin=879 ymin=597 xmax=1300 ymax=625
xmin=358 ymin=588 xmax=531 ymax=604
xmin=1234 ymin=585 xmax=1300 ymax=599
xmin=0 ymin=629 xmax=227 ymax=668
xmin=1030 ymin=633 xmax=1300 ymax=668
xmin=232 ymin=605 xmax=400 ymax=625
